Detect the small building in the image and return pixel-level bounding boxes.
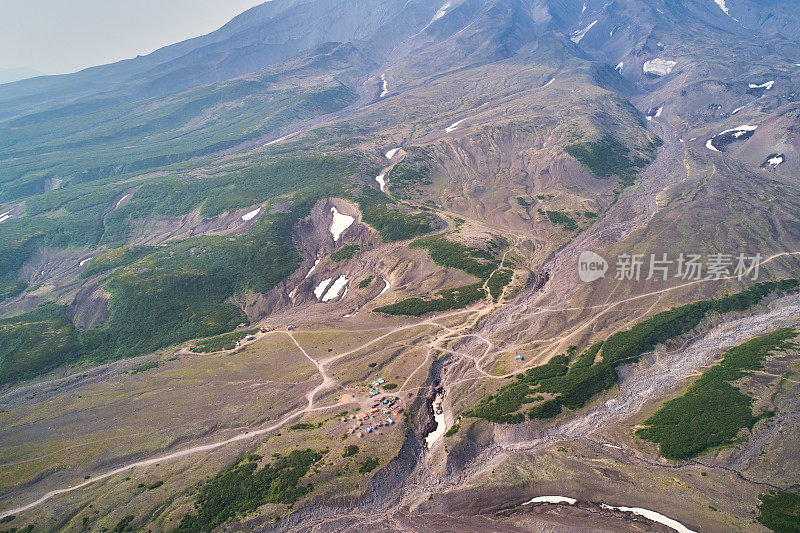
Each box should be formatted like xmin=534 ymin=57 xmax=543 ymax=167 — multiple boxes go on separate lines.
xmin=515 ymin=354 xmax=524 ymax=361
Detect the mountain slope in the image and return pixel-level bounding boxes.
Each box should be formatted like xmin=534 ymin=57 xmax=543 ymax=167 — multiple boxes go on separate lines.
xmin=1 ymin=1 xmax=800 ymax=532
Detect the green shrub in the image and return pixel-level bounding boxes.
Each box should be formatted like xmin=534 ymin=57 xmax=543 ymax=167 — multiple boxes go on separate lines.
xmin=374 ymin=282 xmax=486 ymax=316
xmin=178 ymin=450 xmax=322 ymax=532
xmin=410 ymin=235 xmax=498 ymax=280
xmin=565 ymin=134 xmax=658 ymax=188
xmin=636 ymin=329 xmax=796 ymax=459
xmin=342 ymin=445 xmax=359 ymax=458
xmin=290 ymin=423 xmax=317 ymax=431
xmin=465 ymin=280 xmax=800 ymax=425
xmin=444 ymin=424 xmax=460 ymax=437
xmin=356 ymin=188 xmax=434 ymax=242
xmin=191 ymin=329 xmax=260 ymax=353
xmin=757 ymin=490 xmax=800 ymax=532
xmin=113 ymin=515 xmax=136 ymax=532
xmin=544 ymin=210 xmax=577 ymax=231
xmin=330 ymin=244 xmax=360 ymax=262
xmin=487 ymin=269 xmax=513 ymax=301
xmin=358 ymin=457 xmax=379 ymax=474
xmin=129 ymin=361 xmax=160 ymax=374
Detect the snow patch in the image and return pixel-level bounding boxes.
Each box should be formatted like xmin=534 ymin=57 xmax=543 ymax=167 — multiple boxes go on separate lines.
xmin=264 ymin=131 xmax=299 ymax=146
xmin=767 ymin=155 xmax=784 ymax=166
xmin=763 ymin=153 xmax=785 ymax=170
xmin=241 ymin=207 xmax=262 ymax=221
xmin=615 ymin=61 xmax=624 ymax=72
xmin=115 ymin=194 xmax=130 ymax=207
xmin=542 ymin=77 xmax=555 ymax=87
xmin=322 ymin=275 xmax=349 ymax=302
xmin=643 ymin=58 xmax=677 ymax=76
xmin=418 ymin=2 xmax=451 ymax=32
xmin=314 ymin=278 xmax=333 ymax=299
xmin=445 ymin=118 xmax=468 ymax=133
xmin=523 ymin=496 xmax=577 ymax=505
xmin=380 ymin=278 xmax=391 ymax=295
xmin=602 ymin=443 xmax=622 ymax=450
xmin=706 ymin=124 xmax=758 ymax=152
xmin=0 ymin=211 xmax=12 ymax=224
xmin=571 ymin=20 xmax=597 ymax=43
xmin=748 ymin=80 xmax=774 ymax=90
xmin=719 ymin=124 xmax=758 ymax=137
xmin=600 ymin=504 xmax=696 ymax=533
xmin=646 ymin=106 xmax=664 ymax=121
xmin=329 ymin=207 xmax=355 ymax=242
xmin=304 ymin=257 xmax=321 ymax=279
xmin=79 ymin=257 xmax=93 ymax=267
xmin=712 ymin=0 xmax=738 ymax=20
xmin=432 ymin=2 xmax=451 ymax=22
xmin=379 ymin=73 xmax=388 ymax=98
xmin=385 ymin=148 xmax=401 ymax=159
xmin=731 ymin=104 xmax=747 ymax=115
xmin=375 ymin=173 xmax=387 ymax=192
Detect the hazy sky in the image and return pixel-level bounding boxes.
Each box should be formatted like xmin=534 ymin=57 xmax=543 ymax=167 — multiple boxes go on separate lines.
xmin=0 ymin=0 xmax=267 ymax=74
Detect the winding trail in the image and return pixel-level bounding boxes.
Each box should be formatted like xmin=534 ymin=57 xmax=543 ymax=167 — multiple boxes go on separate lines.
xmin=4 ymin=243 xmax=799 ymax=520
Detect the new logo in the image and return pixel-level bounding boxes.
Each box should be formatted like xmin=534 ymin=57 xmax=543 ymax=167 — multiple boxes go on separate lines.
xmin=578 ymin=251 xmax=608 ymax=282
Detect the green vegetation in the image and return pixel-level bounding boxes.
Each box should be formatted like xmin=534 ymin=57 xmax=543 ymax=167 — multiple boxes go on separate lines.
xmin=487 ymin=269 xmax=513 ymax=301
xmin=146 ymin=481 xmax=164 ymax=491
xmin=113 ymin=515 xmax=136 ymax=533
xmin=386 ymin=150 xmax=433 ymax=199
xmin=375 ymin=234 xmax=512 ymax=316
xmin=358 ymin=276 xmax=374 ymax=289
xmin=375 ymin=283 xmax=485 ymax=316
xmin=289 ymin=423 xmax=319 ymax=431
xmin=1 ymin=167 xmax=371 ymax=384
xmin=129 ymin=361 xmax=160 ymax=374
xmin=330 ymin=244 xmax=360 ymax=262
xmin=178 ymin=450 xmax=323 ymax=532
xmin=565 ymin=134 xmax=659 ymax=188
xmin=191 ymin=329 xmax=260 ymax=353
xmin=79 ymin=246 xmax=156 ymax=279
xmin=342 ymin=445 xmax=359 ymax=458
xmin=358 ymin=457 xmax=379 ymax=474
xmin=410 ymin=234 xmax=498 ymax=279
xmin=0 ymin=78 xmax=358 ymax=202
xmin=382 ymin=383 xmax=398 ymax=390
xmin=356 ymin=188 xmax=435 ymax=242
xmin=757 ymin=490 xmax=800 ymax=532
xmin=466 ymin=355 xmax=571 ymax=423
xmin=0 ymin=303 xmax=81 ymax=385
xmin=465 ymin=280 xmax=800 ymax=424
xmin=637 ymin=329 xmax=797 ymax=459
xmin=516 ymin=197 xmax=532 ymax=207
xmin=541 ymin=210 xmax=577 ymax=231
xmin=444 ymin=424 xmax=460 ymax=437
